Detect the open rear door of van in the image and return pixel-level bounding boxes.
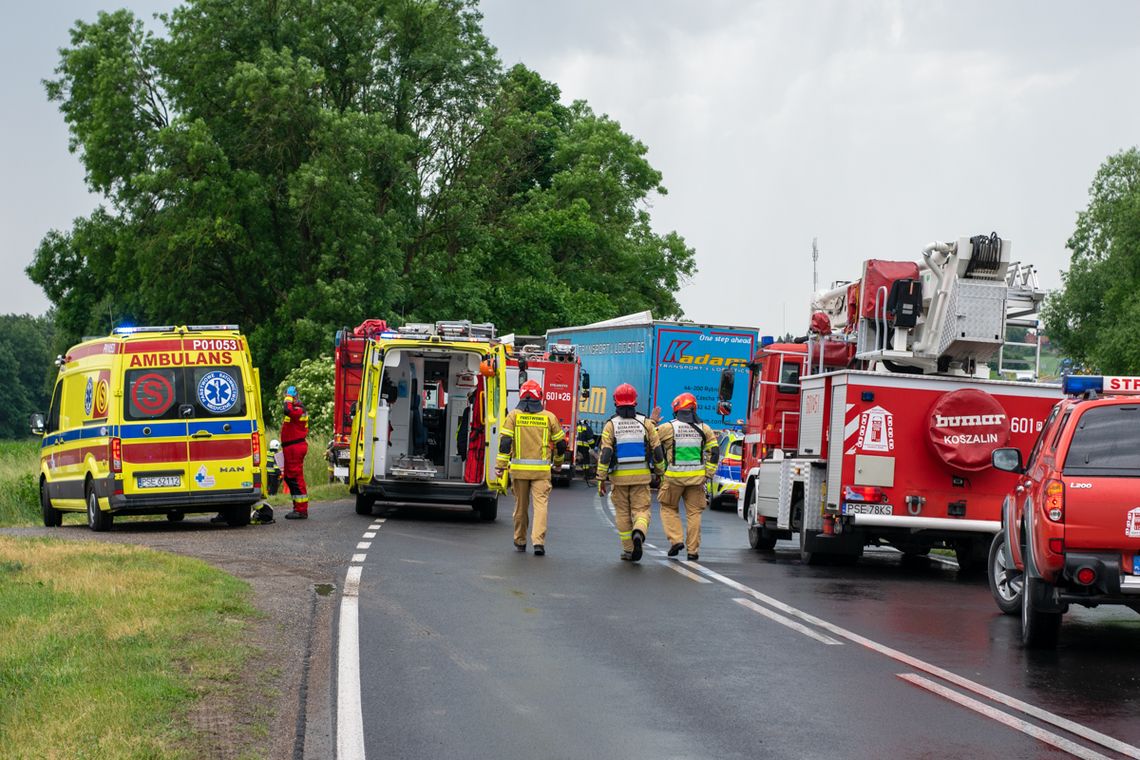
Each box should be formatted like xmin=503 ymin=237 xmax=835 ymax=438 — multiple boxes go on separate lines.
xmin=484 ymin=344 xmax=510 ymax=494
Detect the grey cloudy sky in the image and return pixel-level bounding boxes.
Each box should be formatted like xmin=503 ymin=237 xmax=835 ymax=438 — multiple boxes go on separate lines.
xmin=3 ymin=1 xmax=1139 ymax=336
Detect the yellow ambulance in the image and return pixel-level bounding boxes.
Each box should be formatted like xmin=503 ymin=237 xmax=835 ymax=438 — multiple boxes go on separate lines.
xmin=32 ymin=325 xmax=267 ymax=530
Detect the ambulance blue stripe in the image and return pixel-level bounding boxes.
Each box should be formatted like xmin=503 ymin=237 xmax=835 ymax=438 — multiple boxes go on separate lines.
xmin=39 ymin=426 xmax=111 ymax=448
xmin=43 ymin=419 xmax=255 ymax=447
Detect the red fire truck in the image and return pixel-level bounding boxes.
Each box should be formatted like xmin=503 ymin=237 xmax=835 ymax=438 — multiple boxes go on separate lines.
xmin=732 ymin=233 xmax=1062 ymax=570
xmin=504 ymin=341 xmax=584 ymax=485
xmin=330 ymin=319 xmax=389 ymax=482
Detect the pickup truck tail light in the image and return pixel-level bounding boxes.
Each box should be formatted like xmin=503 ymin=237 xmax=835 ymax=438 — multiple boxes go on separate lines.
xmin=1044 ymin=479 xmax=1064 ymax=522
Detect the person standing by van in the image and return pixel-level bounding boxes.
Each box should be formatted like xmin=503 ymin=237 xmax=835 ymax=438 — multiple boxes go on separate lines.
xmin=657 ymin=393 xmax=718 ymax=561
xmin=282 ymin=386 xmax=310 ymax=520
xmin=596 ymin=383 xmax=665 ymax=562
xmin=495 ymin=379 xmax=566 ymax=555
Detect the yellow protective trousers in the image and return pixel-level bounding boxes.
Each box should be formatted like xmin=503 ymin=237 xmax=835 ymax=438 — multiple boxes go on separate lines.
xmin=513 ymin=476 xmax=552 ymax=547
xmin=659 ymin=481 xmax=707 ymax=555
xmin=611 ymin=484 xmax=651 ymax=552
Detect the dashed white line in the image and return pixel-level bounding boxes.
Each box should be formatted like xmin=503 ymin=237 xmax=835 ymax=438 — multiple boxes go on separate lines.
xmin=363 ymin=532 xmax=377 ymax=539
xmin=351 ymin=553 xmax=367 ymax=563
xmin=356 ymin=542 xmax=371 ymax=550
xmin=734 ymin=598 xmax=843 ymax=645
xmin=899 ymin=674 xmax=1111 ymax=760
xmin=337 ymin=566 xmax=366 ymax=760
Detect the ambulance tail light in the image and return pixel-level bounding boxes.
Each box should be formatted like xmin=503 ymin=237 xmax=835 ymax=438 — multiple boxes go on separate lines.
xmin=252 ymin=433 xmax=261 ymax=467
xmin=110 ymin=437 xmax=123 ymax=474
xmin=1044 ymin=479 xmax=1064 ymax=522
xmin=843 ymin=485 xmax=886 ymax=503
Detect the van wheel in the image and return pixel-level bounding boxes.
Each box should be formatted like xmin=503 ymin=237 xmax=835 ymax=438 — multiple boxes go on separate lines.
xmin=355 ymin=494 xmax=374 ymax=516
xmin=988 ymin=530 xmax=1023 ymax=616
xmin=225 ymin=505 xmax=251 ymax=527
xmin=475 ymin=498 xmax=498 ymax=522
xmin=166 ymin=511 xmax=185 ymax=523
xmin=40 ymin=479 xmax=62 ymax=528
xmin=86 ymin=483 xmax=112 ymax=532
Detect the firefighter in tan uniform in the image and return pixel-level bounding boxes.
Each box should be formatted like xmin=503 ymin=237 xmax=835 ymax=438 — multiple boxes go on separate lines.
xmin=496 ymin=379 xmax=566 ymax=556
xmin=596 ymin=383 xmax=665 ymax=562
xmin=657 ymin=393 xmax=719 ymax=561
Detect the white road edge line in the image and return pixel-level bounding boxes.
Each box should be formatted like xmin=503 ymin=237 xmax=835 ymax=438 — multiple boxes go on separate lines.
xmin=337 ymin=565 xmax=366 ymax=760
xmin=734 ymin=598 xmax=843 ymax=645
xmin=351 ymin=554 xmax=367 ymax=563
xmin=690 ymin=562 xmax=1140 ymax=759
xmin=898 ymin=674 xmax=1111 ymax=760
xmin=659 ymin=560 xmax=712 ymax=584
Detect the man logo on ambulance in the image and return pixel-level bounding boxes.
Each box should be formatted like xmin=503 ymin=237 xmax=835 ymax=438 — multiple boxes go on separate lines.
xmin=855 ymin=406 xmax=894 ymax=452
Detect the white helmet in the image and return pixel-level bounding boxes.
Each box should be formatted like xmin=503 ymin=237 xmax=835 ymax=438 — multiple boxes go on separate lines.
xmin=269 ymin=439 xmax=281 ymax=451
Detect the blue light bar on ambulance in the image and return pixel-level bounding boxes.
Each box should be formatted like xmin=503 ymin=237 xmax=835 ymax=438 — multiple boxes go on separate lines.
xmin=113 ymin=325 xmax=174 ymax=335
xmin=1062 ymin=375 xmax=1140 ymax=395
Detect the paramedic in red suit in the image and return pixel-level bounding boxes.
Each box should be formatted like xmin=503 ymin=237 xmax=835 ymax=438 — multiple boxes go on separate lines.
xmin=282 ymin=386 xmax=310 ymax=520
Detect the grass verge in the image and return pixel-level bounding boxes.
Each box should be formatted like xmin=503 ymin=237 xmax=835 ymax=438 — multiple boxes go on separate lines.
xmin=0 ymin=536 xmax=261 ymax=758
xmin=0 ymin=440 xmax=41 ymax=527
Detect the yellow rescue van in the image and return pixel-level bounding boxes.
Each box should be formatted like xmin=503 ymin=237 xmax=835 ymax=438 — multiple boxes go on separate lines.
xmin=349 ymin=320 xmax=509 ymax=519
xmin=32 ymin=325 xmax=267 ymax=530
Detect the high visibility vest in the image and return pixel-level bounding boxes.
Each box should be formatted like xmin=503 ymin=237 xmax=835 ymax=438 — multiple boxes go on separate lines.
xmin=666 ymin=422 xmax=707 ymax=478
xmin=510 ymin=412 xmax=557 ymax=473
xmin=611 ymin=415 xmax=651 ymax=476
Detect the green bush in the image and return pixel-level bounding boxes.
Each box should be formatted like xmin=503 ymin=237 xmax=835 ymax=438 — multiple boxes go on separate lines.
xmin=0 ymin=440 xmax=43 ymax=526
xmin=269 ymin=355 xmax=335 ymax=440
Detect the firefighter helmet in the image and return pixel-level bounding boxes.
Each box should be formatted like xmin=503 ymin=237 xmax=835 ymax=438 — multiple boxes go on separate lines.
xmin=613 ymin=383 xmax=638 ymax=406
xmin=519 ymin=379 xmax=543 ymax=401
xmin=269 ymin=439 xmax=281 ymax=452
xmin=479 ymin=358 xmax=496 ymax=377
xmin=672 ymin=392 xmax=697 ymax=412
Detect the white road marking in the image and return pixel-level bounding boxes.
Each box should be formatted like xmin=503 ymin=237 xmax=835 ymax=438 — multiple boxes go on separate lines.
xmin=337 ymin=565 xmax=366 ymax=760
xmin=363 ymin=532 xmax=377 ymax=539
xmin=898 ymin=674 xmax=1111 ymax=760
xmin=356 ymin=542 xmax=371 ymax=550
xmin=734 ymin=598 xmax=843 ymax=645
xmin=659 ymin=560 xmax=712 ymax=584
xmin=369 ymin=523 xmax=382 ymax=530
xmin=689 ymin=561 xmax=1140 ymax=759
xmin=351 ymin=553 xmax=367 ymax=563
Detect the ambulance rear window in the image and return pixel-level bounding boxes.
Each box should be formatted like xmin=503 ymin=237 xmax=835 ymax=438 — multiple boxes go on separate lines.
xmin=190 ymin=366 xmax=246 ymax=417
xmin=1063 ymin=405 xmax=1140 ymax=476
xmin=126 ymin=369 xmax=182 ymax=421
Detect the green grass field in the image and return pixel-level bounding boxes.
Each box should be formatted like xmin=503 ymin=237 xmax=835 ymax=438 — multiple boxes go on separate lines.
xmin=0 ymin=536 xmax=261 ymax=758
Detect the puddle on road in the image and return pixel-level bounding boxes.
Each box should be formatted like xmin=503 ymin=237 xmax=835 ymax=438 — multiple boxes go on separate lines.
xmin=314 ymin=583 xmax=336 ymax=597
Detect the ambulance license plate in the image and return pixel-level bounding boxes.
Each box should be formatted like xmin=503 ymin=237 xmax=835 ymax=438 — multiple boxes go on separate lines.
xmin=842 ymin=503 xmax=893 ymax=516
xmin=137 ymin=475 xmax=181 ymax=489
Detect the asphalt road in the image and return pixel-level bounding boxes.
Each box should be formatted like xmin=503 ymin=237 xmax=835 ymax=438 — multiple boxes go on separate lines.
xmin=348 ymin=482 xmax=1140 ymax=760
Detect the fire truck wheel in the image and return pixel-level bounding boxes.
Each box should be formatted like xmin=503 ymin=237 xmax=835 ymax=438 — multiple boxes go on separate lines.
xmin=85 ymin=481 xmax=113 ymax=532
xmin=954 ymin=538 xmax=988 ymax=575
xmin=40 ymin=478 xmax=62 ymax=528
xmin=475 ymin=498 xmax=498 ymax=522
xmin=988 ymin=530 xmax=1023 ymax=615
xmin=355 ymin=494 xmax=374 ymax=516
xmin=799 ymin=528 xmax=825 ymax=566
xmin=1021 ymin=575 xmax=1061 ymax=648
xmin=748 ymin=525 xmax=776 ymax=551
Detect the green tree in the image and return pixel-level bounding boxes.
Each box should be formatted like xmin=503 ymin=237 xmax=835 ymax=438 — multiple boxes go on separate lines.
xmin=0 ymin=315 xmax=57 ymax=438
xmin=1043 ymin=148 xmax=1140 ymax=372
xmin=31 ymin=1 xmax=696 ymax=391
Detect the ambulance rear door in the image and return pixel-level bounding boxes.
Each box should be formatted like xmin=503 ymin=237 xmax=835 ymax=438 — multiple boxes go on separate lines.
xmin=185 ymin=355 xmax=257 ymax=494
xmin=121 ymin=358 xmax=191 ymax=499
xmin=484 ymin=344 xmax=510 ymax=493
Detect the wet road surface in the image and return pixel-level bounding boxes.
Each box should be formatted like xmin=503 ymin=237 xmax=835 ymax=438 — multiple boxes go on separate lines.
xmin=348 ymin=482 xmax=1140 ymax=759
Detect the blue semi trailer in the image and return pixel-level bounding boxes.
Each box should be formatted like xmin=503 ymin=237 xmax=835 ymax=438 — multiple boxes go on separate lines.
xmin=547 ymin=312 xmax=759 ymax=429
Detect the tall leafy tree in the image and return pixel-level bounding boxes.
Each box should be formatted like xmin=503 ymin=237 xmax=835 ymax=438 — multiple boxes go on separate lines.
xmin=0 ymin=315 xmax=57 ymax=438
xmin=1044 ymin=148 xmax=1140 ymax=372
xmin=30 ymin=0 xmax=696 ymax=389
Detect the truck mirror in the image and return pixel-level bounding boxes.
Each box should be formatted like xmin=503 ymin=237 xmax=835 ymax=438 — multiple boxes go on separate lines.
xmin=991 ymin=447 xmax=1024 ymax=474
xmin=518 ymin=369 xmax=527 ymax=384
xmin=718 ymin=368 xmax=735 ymax=403
xmin=29 ymin=412 xmax=45 ymax=435
xmin=581 ymin=371 xmax=590 ymax=391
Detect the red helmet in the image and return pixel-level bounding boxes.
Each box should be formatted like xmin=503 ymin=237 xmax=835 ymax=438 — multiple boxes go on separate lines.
xmin=519 ymin=379 xmax=543 ymax=401
xmin=672 ymin=392 xmax=697 ymax=412
xmin=613 ymin=383 xmax=638 ymax=406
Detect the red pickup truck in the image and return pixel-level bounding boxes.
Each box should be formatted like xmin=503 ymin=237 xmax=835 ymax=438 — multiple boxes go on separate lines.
xmin=988 ymin=375 xmax=1140 ymax=648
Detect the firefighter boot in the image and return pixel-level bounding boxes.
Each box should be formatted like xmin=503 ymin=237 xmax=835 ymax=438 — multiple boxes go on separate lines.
xmin=631 ymin=529 xmax=644 ymax=562
xmin=667 ymin=543 xmax=684 ymax=557
xmin=285 ymin=510 xmax=307 ymax=520
xmin=534 ymin=545 xmax=545 ymax=556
